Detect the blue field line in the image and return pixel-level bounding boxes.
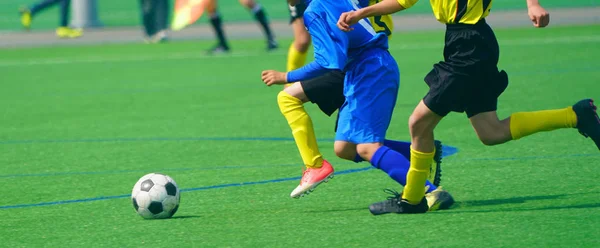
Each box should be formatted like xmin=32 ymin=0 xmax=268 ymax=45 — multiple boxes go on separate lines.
xmin=0 ymin=144 xmax=459 ymax=178
xmin=0 ymin=163 xmax=302 ymax=178
xmin=446 ymin=152 xmax=600 ymax=162
xmin=0 ymin=136 xmax=310 ymax=145
xmin=0 ymin=166 xmax=374 ymax=210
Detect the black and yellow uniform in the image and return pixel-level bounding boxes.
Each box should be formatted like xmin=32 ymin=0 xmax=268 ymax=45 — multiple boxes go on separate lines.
xmin=288 ymin=2 xmax=307 ymax=23
xmin=411 ymin=0 xmax=508 ymax=117
xmin=300 ymin=1 xmax=394 ymax=117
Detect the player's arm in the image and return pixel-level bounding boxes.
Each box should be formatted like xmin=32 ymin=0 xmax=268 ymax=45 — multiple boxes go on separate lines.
xmin=337 ymin=0 xmax=417 ymax=31
xmin=262 ymin=15 xmax=347 ymax=86
xmin=526 ymin=0 xmax=549 ymax=27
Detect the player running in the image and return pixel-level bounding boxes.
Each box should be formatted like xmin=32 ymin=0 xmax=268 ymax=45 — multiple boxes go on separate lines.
xmin=262 ymin=0 xmax=454 ymax=212
xmin=337 ymin=0 xmax=600 ymax=214
xmin=19 ymin=0 xmax=82 ymax=38
xmin=205 ymin=0 xmax=278 ymax=54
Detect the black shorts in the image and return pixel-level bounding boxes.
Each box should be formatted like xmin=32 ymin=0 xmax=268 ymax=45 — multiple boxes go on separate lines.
xmin=423 ymin=19 xmax=509 ymax=118
xmin=300 ymin=70 xmax=345 ymax=117
xmin=288 ymin=3 xmax=306 ymax=24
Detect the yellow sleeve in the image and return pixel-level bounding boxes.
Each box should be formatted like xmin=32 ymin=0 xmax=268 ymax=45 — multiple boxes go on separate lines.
xmin=397 ymin=0 xmax=418 ymax=9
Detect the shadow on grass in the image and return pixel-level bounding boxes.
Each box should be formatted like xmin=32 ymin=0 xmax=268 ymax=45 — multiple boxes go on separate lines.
xmin=434 ymin=191 xmax=600 ymax=214
xmin=302 ymin=207 xmax=366 ymax=214
xmin=169 ymin=215 xmax=202 ymax=219
xmin=302 ymin=192 xmax=600 ymax=214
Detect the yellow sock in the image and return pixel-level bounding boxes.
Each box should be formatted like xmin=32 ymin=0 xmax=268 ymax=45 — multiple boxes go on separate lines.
xmin=284 ymin=44 xmax=308 ymax=88
xmin=510 ymin=107 xmax=577 ymax=140
xmin=287 ymin=43 xmax=308 ymax=71
xmin=403 ymin=146 xmax=435 ymax=204
xmin=277 ymin=91 xmax=324 ymax=168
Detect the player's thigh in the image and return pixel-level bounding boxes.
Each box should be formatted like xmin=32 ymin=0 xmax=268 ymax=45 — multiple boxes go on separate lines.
xmin=300 ymin=71 xmax=345 ymax=116
xmin=282 ymin=82 xmax=309 ymax=103
xmin=409 ymin=100 xmax=443 ymax=137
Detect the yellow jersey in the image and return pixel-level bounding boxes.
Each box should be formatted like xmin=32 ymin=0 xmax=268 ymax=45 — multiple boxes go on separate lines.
xmin=398 ymin=0 xmax=493 ymax=24
xmin=368 ymin=0 xmax=395 ymax=37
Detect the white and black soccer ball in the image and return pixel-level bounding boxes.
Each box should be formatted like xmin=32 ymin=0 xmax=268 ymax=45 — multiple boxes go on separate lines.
xmin=131 ymin=173 xmax=180 ymax=219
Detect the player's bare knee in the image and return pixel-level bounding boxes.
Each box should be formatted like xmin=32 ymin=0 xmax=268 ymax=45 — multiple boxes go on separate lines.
xmin=282 ymin=83 xmax=308 ymax=102
xmin=356 ymin=143 xmax=381 ymax=162
xmin=409 ymin=113 xmax=429 ymax=137
xmin=334 ymin=142 xmax=355 ymax=160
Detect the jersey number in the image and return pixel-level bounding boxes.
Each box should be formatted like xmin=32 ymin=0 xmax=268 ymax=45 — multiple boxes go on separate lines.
xmin=372 ymin=0 xmax=391 ymax=36
xmin=373 ymin=15 xmax=391 ymax=36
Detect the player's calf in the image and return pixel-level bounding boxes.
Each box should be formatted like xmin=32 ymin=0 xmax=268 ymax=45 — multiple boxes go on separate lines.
xmin=469 ymin=111 xmax=512 ymax=146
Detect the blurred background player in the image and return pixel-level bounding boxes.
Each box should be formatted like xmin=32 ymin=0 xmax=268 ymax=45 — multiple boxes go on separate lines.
xmin=204 ymin=0 xmax=278 ymax=54
xmin=139 ymin=0 xmax=170 ymax=43
xmin=19 ymin=0 xmax=82 ymax=38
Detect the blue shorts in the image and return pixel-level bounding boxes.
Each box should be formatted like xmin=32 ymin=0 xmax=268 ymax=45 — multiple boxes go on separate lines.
xmin=335 ymin=49 xmax=400 ymax=144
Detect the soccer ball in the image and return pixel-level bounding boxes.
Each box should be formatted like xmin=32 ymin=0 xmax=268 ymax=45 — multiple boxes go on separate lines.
xmin=131 ymin=173 xmax=180 ymax=219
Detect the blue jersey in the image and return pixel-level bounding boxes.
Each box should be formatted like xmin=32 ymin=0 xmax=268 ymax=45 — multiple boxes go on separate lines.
xmin=286 ymin=0 xmax=389 ymax=83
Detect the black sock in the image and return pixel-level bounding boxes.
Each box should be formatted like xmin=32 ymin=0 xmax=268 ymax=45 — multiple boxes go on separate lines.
xmin=59 ymin=0 xmax=70 ymax=27
xmin=155 ymin=0 xmax=169 ymax=32
xmin=210 ymin=14 xmax=229 ymax=49
xmin=252 ymin=6 xmax=274 ymax=41
xmin=140 ymin=0 xmax=156 ymax=36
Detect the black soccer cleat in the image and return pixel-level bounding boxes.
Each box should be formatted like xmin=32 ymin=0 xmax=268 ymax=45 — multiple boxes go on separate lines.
xmin=572 ymin=99 xmax=600 ymax=150
xmin=431 ymin=140 xmax=443 ymax=186
xmin=267 ymin=39 xmax=278 ymax=51
xmin=369 ymin=189 xmax=429 ymax=215
xmin=206 ymin=44 xmax=230 ymax=55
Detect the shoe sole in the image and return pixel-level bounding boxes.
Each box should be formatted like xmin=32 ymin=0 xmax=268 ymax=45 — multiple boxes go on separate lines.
xmin=430 ymin=140 xmax=443 ymax=186
xmin=292 ymin=174 xmax=334 ymax=199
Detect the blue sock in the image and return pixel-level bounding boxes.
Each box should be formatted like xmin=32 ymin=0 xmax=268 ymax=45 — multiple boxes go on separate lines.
xmin=383 ymin=139 xmax=411 ymax=158
xmin=354 ymin=139 xmax=411 ymax=162
xmin=370 ymin=146 xmax=436 ymax=193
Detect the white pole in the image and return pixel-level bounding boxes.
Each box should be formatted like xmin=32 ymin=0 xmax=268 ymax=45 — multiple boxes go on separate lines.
xmin=70 ymin=0 xmax=103 ymax=28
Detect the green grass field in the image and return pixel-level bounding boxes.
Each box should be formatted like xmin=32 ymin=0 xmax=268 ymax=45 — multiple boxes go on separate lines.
xmin=1 ymin=24 xmax=600 ymax=247
xmin=0 ymin=0 xmax=598 ymax=31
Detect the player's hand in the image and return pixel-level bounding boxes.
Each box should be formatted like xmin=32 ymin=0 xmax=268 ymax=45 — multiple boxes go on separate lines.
xmin=261 ymin=70 xmax=288 ymax=86
xmin=337 ymin=10 xmax=361 ymax=32
xmin=527 ymin=4 xmax=549 ymax=28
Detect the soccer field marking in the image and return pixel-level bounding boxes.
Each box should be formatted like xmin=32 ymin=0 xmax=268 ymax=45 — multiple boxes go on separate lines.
xmin=0 ymin=166 xmax=374 ymax=210
xmin=0 ymin=144 xmax=456 ymax=178
xmin=0 ymin=34 xmax=598 ymax=67
xmin=0 ymin=147 xmax=459 ymax=209
xmin=0 ymin=136 xmax=301 ymax=145
xmin=0 ymin=162 xmax=304 ymax=178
